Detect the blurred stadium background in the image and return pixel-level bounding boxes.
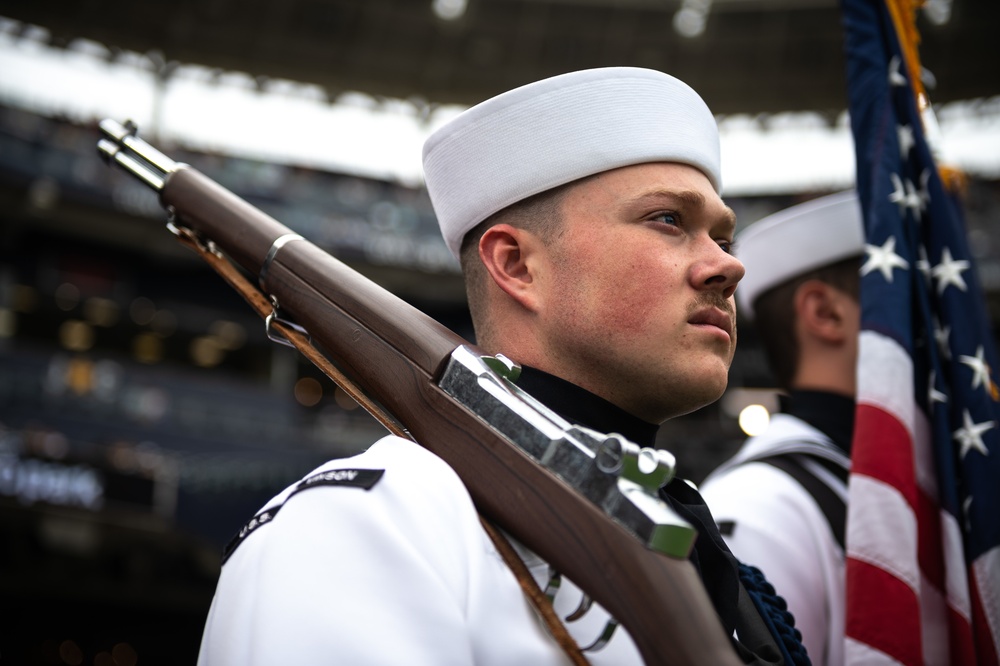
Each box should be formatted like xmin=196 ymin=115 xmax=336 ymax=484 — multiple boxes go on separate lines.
xmin=0 ymin=1 xmax=997 ymax=664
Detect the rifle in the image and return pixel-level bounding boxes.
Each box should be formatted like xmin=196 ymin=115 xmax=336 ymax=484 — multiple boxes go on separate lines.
xmin=97 ymin=119 xmax=742 ymax=666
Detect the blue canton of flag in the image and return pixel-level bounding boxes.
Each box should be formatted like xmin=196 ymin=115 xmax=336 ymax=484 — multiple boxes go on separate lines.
xmin=840 ymin=0 xmax=1000 ymax=663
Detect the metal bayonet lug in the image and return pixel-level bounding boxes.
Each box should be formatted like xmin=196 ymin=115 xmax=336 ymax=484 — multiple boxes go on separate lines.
xmin=438 ymin=345 xmax=696 ymax=558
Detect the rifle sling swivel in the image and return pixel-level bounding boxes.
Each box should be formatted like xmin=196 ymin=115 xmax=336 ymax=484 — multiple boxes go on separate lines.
xmin=256 ymin=233 xmax=308 ymax=348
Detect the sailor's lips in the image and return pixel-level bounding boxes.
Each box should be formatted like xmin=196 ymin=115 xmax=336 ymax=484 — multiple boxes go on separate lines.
xmin=688 ymin=308 xmax=734 ymax=340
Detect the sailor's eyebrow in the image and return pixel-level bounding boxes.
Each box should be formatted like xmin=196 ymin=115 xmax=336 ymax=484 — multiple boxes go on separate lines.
xmin=626 ymin=189 xmax=737 ymax=229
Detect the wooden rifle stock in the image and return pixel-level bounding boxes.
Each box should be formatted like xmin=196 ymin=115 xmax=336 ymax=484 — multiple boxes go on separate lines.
xmin=98 ymin=122 xmax=742 ymax=666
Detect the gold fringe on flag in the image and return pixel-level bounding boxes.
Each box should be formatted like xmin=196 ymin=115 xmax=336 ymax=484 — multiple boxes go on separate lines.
xmin=884 ymin=0 xmax=926 ymax=102
xmin=883 ymin=0 xmax=967 ymax=195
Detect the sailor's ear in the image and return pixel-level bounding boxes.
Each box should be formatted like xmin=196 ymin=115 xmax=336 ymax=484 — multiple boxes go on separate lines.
xmin=795 ymin=280 xmax=853 ymax=344
xmin=478 ymin=224 xmax=541 ymax=311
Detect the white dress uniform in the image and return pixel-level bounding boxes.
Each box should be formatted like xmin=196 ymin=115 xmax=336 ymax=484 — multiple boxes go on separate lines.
xmin=198 ymin=67 xmax=804 ymax=664
xmin=197 ymin=435 xmax=642 ymax=665
xmin=699 ymin=413 xmax=849 ymax=666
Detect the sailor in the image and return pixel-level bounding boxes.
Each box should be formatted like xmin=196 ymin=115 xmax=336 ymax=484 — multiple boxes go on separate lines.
xmin=701 ymin=191 xmax=865 ymax=666
xmin=198 ymin=67 xmax=806 ymax=665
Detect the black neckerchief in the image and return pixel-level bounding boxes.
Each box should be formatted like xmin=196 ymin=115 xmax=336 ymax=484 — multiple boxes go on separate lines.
xmin=514 ymin=365 xmax=742 ymax=635
xmin=779 ymin=389 xmax=855 ymax=456
xmin=514 ymin=366 xmax=660 ymax=446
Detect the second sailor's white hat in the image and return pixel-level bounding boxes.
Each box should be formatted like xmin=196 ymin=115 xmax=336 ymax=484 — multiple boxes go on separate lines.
xmin=736 ymin=190 xmax=865 ymax=321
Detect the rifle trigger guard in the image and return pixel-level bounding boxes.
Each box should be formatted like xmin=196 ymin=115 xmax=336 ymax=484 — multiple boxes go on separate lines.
xmin=265 ymin=296 xmax=310 ymax=348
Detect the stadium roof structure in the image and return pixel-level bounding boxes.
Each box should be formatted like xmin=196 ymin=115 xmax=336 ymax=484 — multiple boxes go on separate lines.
xmin=2 ymin=0 xmax=997 ymax=118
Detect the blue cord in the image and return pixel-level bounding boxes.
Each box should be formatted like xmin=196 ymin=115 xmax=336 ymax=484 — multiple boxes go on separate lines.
xmin=738 ymin=562 xmax=812 ymax=666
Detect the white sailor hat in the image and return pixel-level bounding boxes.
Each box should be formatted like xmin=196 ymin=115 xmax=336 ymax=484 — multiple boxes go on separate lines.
xmin=735 ymin=190 xmax=865 ymax=321
xmin=422 ymin=67 xmax=721 ymax=259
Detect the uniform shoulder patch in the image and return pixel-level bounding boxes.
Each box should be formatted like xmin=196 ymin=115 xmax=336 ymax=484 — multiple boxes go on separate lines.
xmin=297 ymin=467 xmax=384 ymax=491
xmin=221 ymin=468 xmax=385 ymax=564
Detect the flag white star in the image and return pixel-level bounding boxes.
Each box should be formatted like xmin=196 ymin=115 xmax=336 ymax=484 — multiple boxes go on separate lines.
xmin=889 ymin=173 xmax=908 ymax=216
xmin=952 ymin=409 xmax=993 ymax=459
xmin=908 ymin=181 xmax=925 ymax=222
xmin=889 ymin=173 xmax=924 ymax=222
xmin=918 ymin=169 xmax=932 ymax=210
xmin=888 ymin=55 xmax=908 ymax=87
xmin=959 ymin=346 xmax=992 ymax=392
xmin=916 ymin=245 xmax=932 ymax=283
xmin=928 ymin=370 xmax=948 ymax=407
xmin=898 ymin=123 xmax=915 ymax=159
xmin=862 ymin=236 xmax=909 ymax=283
xmin=931 ymin=246 xmax=970 ymax=295
xmin=933 ymin=317 xmax=952 ymax=361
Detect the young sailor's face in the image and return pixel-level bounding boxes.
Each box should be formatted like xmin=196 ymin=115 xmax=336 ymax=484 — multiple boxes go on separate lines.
xmin=533 ymin=162 xmax=743 ymax=422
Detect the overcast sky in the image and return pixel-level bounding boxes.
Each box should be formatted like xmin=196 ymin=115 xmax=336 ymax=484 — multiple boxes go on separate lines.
xmin=1 ymin=21 xmax=997 ymax=195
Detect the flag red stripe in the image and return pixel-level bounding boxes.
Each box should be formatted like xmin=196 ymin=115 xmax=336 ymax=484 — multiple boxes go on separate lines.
xmin=846 ymin=557 xmax=924 ymax=665
xmin=851 ymin=390 xmax=981 ymax=664
xmin=852 ymin=404 xmax=918 ymax=509
xmin=916 ymin=485 xmax=945 ymax=596
xmin=849 ymin=394 xmax=982 ymax=666
xmin=951 ymin=601 xmax=981 ymax=666
xmin=852 ymin=404 xmax=953 ymax=592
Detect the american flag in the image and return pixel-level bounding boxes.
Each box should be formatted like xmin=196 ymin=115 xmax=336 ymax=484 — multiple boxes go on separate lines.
xmin=840 ymin=0 xmax=1000 ymax=664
